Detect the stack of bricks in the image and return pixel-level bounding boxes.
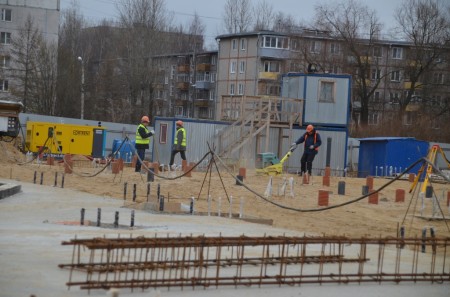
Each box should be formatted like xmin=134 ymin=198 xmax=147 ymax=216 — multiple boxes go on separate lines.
xmin=395 ymin=189 xmax=405 ymax=203
xmin=64 ymin=154 xmax=73 ymax=174
xmin=368 ymin=190 xmax=378 ymax=204
xmin=322 ymin=166 xmax=331 ymax=187
xmin=111 ymin=161 xmax=120 ymax=174
xmin=318 ymin=190 xmax=329 ymax=206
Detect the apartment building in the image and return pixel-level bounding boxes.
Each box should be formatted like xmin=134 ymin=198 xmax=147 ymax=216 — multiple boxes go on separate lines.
xmin=0 ymin=0 xmax=60 ymax=101
xmin=152 ymin=50 xmax=218 ymax=120
xmin=215 ymin=29 xmax=449 ymax=133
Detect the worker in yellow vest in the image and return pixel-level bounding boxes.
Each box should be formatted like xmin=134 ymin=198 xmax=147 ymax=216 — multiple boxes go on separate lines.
xmin=169 ymin=120 xmax=187 ymax=169
xmin=135 ymin=116 xmax=155 ymax=172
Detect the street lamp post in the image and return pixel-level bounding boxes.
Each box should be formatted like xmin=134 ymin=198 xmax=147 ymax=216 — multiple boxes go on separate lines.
xmin=77 ymin=56 xmax=85 ymax=120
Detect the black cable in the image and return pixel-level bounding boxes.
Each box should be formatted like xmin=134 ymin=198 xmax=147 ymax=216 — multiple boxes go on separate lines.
xmin=214 ymin=151 xmax=427 ymax=213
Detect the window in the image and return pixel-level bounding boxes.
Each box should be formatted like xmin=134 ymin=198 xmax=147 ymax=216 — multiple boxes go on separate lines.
xmin=0 ymin=56 xmax=10 ymax=68
xmin=159 ymin=124 xmax=168 ymax=144
xmin=169 ymin=86 xmax=174 ymax=96
xmin=371 ymin=91 xmax=381 ymax=102
xmin=433 ymin=73 xmax=444 ymax=84
xmin=390 ymin=70 xmax=400 ymax=82
xmin=392 ymin=47 xmax=403 ymax=59
xmin=431 ymin=118 xmax=440 ymax=130
xmin=331 ymin=65 xmax=340 ymax=74
xmin=310 ymin=41 xmax=321 ymax=53
xmin=0 ymin=32 xmax=11 ymax=45
xmin=170 ymin=65 xmax=176 ymax=79
xmin=239 ymin=61 xmax=245 ymax=73
xmin=373 ymin=46 xmax=382 ymax=58
xmin=0 ymin=80 xmax=8 ymax=91
xmin=230 ymin=61 xmax=236 ymax=73
xmin=1 ymin=9 xmax=12 ymax=22
xmin=403 ymin=112 xmax=413 ymax=125
xmin=210 ymin=72 xmax=216 ymax=82
xmin=175 ymin=106 xmax=184 ymax=116
xmin=266 ymin=85 xmax=280 ymax=96
xmin=318 ymin=80 xmax=335 ymax=103
xmin=211 ymin=55 xmax=217 ymax=65
xmin=291 ymin=39 xmax=299 ymax=51
xmin=240 ymin=38 xmax=246 ymax=50
xmin=238 ymin=83 xmax=244 ymax=95
xmin=209 ymin=89 xmax=215 ymax=101
xmin=371 ymin=68 xmax=381 ymax=80
xmin=263 ymin=61 xmax=280 ymax=72
xmin=330 ymin=43 xmax=340 ymax=55
xmin=262 ymin=36 xmax=288 ymax=49
xmin=231 ymin=39 xmax=237 ymax=50
xmin=368 ymin=112 xmax=379 ymax=125
xmin=389 ymin=92 xmax=400 ymax=104
xmin=230 ymin=83 xmax=235 ymax=95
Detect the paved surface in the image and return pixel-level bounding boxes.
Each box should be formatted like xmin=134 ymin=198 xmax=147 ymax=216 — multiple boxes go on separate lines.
xmin=0 ymin=178 xmax=448 ymax=297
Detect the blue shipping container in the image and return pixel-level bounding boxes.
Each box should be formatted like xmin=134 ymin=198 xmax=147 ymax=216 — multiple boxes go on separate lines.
xmin=112 ymin=139 xmax=136 ymax=162
xmin=357 ymin=137 xmax=429 ymax=178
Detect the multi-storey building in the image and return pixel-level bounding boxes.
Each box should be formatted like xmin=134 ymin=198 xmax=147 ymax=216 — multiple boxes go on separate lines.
xmin=152 ymin=50 xmax=218 ymax=120
xmin=215 ymin=29 xmax=449 ymax=140
xmin=0 ymin=0 xmax=60 ymax=101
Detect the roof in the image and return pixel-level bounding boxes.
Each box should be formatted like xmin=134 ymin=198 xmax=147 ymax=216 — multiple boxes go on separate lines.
xmin=216 ymin=30 xmax=288 ymax=40
xmin=358 ymin=137 xmax=419 ymax=141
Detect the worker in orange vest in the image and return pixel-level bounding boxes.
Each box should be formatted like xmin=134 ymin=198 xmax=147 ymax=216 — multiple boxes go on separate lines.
xmin=292 ymin=124 xmax=322 ymax=176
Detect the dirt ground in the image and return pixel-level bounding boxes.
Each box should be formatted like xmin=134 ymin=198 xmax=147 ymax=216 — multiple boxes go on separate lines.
xmin=1 ymin=139 xmax=449 ymax=239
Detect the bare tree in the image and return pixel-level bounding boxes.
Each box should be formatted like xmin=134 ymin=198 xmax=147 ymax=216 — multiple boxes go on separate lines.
xmin=10 ymin=15 xmax=42 ymax=113
xmin=115 ymin=0 xmax=173 ymax=122
xmin=28 ymin=41 xmax=58 ymax=115
xmin=253 ymin=0 xmax=274 ymax=31
xmin=222 ymin=0 xmax=253 ymax=34
xmin=56 ymin=4 xmax=86 ymax=118
xmin=395 ymin=0 xmax=450 ymax=123
xmin=314 ymin=0 xmax=384 ymax=129
xmin=272 ymin=12 xmax=297 ymax=33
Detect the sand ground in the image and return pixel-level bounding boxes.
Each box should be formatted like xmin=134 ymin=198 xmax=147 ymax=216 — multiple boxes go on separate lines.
xmin=1 ymin=140 xmax=449 ymax=239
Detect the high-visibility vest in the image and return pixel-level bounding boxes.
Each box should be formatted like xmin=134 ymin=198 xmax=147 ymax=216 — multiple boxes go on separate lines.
xmin=174 ymin=127 xmax=186 ymax=147
xmin=135 ymin=124 xmax=150 ymax=145
xmin=304 ymin=132 xmax=319 ymax=151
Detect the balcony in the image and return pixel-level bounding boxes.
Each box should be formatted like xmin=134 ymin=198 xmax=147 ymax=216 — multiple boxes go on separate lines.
xmin=174 ymin=99 xmax=188 ymax=106
xmin=194 ymin=99 xmax=211 ymax=107
xmin=196 ymin=63 xmax=211 ymax=72
xmin=404 ymin=81 xmax=423 ymax=89
xmin=176 ymin=82 xmax=189 ymax=90
xmin=258 ymin=72 xmax=280 ymax=80
xmin=195 ymin=81 xmax=212 ymax=89
xmin=177 ymin=64 xmax=190 ymax=73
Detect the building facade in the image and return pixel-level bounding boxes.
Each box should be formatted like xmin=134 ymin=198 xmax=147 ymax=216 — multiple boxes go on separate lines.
xmin=152 ymin=50 xmax=218 ymax=120
xmin=214 ymin=30 xmax=449 ymax=140
xmin=0 ymin=0 xmax=60 ymax=101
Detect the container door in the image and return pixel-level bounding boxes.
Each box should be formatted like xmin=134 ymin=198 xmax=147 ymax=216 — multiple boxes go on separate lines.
xmin=92 ymin=129 xmax=105 ymax=158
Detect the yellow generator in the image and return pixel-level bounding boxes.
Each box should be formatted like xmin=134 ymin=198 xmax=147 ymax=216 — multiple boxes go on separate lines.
xmin=26 ymin=121 xmax=106 ymax=158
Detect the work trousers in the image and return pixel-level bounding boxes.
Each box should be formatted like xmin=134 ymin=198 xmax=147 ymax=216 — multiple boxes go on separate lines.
xmin=135 ymin=148 xmax=146 ymax=172
xmin=169 ymin=150 xmax=186 ymax=166
xmin=300 ymin=152 xmax=316 ymax=175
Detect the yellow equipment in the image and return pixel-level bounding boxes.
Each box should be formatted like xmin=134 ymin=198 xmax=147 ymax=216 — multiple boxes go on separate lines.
xmin=256 ymin=147 xmax=295 ymax=176
xmin=409 ymin=144 xmax=450 ymax=193
xmin=26 ymin=121 xmax=106 ymax=158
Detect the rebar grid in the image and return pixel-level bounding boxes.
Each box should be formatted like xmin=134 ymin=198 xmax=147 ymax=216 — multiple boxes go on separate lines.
xmin=59 ymin=235 xmax=450 ymax=291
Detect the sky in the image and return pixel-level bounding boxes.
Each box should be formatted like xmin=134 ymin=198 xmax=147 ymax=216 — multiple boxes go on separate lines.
xmin=60 ymin=0 xmax=404 ymax=48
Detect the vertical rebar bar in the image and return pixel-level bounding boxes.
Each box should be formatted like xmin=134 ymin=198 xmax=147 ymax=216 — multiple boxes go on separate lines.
xmin=80 ymin=208 xmax=85 ymax=225
xmin=123 ymin=182 xmax=128 ymax=200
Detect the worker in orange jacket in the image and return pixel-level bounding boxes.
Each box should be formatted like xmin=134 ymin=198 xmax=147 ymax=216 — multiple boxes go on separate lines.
xmin=292 ymin=124 xmax=322 ymax=176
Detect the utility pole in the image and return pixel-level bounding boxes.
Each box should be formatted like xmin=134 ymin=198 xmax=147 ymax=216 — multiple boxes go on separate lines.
xmin=77 ymin=56 xmax=85 ymax=120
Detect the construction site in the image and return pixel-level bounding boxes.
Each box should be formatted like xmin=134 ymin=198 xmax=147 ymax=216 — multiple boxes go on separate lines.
xmin=0 ymin=71 xmax=449 ymax=297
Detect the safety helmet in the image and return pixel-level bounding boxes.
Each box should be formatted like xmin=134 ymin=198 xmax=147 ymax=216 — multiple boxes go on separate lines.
xmin=141 ymin=116 xmax=150 ymax=123
xmin=176 ymin=120 xmax=183 ymax=126
xmin=306 ymin=124 xmax=314 ymax=132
